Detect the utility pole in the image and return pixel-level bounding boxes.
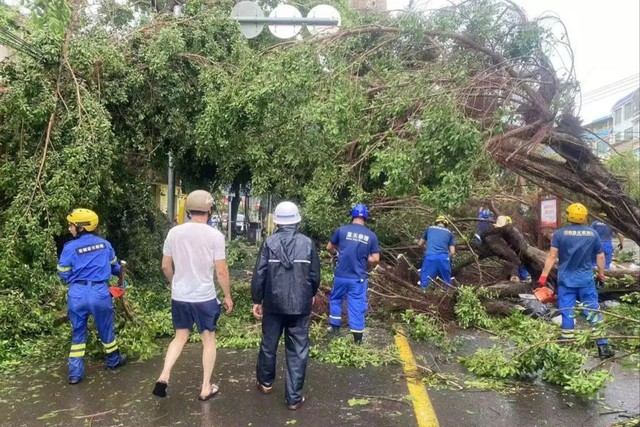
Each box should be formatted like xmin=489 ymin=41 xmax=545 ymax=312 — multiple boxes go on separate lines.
xmin=167 ymin=3 xmax=183 ymax=226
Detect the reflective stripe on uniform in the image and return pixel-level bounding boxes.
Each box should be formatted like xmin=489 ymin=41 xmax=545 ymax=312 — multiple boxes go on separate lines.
xmin=350 ymin=329 xmax=364 ymax=333
xmin=329 ymin=315 xmax=342 ymax=320
xmin=69 ymin=350 xmax=85 ymax=358
xmin=110 ymin=257 xmax=117 ymax=265
xmin=293 ymin=260 xmax=311 ymax=263
xmin=103 ymin=340 xmax=118 ymax=353
xmin=57 ymin=265 xmax=72 ymax=272
xmin=70 ymin=343 xmax=86 ymax=351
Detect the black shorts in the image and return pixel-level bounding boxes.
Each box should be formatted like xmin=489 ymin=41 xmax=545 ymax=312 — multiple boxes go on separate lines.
xmin=171 ymin=299 xmax=221 ymax=333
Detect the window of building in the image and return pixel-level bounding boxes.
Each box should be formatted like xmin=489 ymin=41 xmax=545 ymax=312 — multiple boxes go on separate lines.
xmin=624 ymin=127 xmax=634 ymax=141
xmin=614 ymin=132 xmax=622 ymax=142
xmin=614 ymin=108 xmax=622 ymax=124
xmin=624 ymin=102 xmax=636 ymax=120
xmin=596 ymin=141 xmax=609 ymax=156
xmin=634 ymin=148 xmax=640 ymax=159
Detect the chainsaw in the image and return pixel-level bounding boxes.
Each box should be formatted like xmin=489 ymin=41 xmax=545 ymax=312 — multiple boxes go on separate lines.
xmin=109 ymin=260 xmax=127 ymax=298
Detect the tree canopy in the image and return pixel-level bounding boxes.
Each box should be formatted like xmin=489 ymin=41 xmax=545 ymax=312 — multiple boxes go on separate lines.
xmin=0 ymin=0 xmax=638 ymax=360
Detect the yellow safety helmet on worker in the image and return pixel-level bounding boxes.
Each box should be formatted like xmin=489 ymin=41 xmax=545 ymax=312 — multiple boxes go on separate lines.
xmin=566 ymin=203 xmax=588 ymax=224
xmin=67 ymin=209 xmax=99 ymax=232
xmin=435 ymin=214 xmax=449 ymax=225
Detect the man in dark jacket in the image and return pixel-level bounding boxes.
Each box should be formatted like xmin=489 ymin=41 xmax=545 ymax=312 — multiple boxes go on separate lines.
xmin=251 ymin=201 xmax=320 ymax=411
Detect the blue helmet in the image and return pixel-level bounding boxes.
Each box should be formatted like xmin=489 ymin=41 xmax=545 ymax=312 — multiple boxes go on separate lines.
xmin=351 ymin=204 xmax=369 ymax=220
xmin=479 ymin=208 xmax=491 ymax=219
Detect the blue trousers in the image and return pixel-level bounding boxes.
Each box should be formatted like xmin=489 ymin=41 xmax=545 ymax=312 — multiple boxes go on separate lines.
xmin=67 ymin=283 xmax=122 ymax=379
xmin=420 ymin=253 xmax=451 ymax=288
xmin=557 ymin=285 xmax=607 ymax=345
xmin=592 ymin=241 xmax=613 ymax=270
xmin=328 ymin=276 xmax=367 ymax=332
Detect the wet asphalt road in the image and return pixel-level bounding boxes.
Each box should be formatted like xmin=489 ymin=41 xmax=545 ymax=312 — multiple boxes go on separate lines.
xmin=0 ymin=345 xmax=414 ymax=427
xmin=0 ymin=331 xmax=638 ymax=427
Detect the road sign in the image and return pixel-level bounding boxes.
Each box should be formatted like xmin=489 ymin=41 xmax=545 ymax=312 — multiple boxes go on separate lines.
xmin=268 ymin=5 xmax=302 ymax=39
xmin=307 ymin=5 xmax=341 ymax=36
xmin=231 ymin=1 xmax=265 ymax=39
xmin=230 ymin=2 xmax=341 ymax=40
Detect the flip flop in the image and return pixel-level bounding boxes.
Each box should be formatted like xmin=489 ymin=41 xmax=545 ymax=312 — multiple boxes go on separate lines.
xmin=198 ymin=384 xmax=220 ymax=401
xmin=152 ymin=381 xmax=168 ymax=398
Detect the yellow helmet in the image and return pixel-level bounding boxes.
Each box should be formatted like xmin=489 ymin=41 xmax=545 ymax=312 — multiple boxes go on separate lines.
xmin=67 ymin=208 xmax=99 ymax=232
xmin=566 ymin=203 xmax=588 ymax=224
xmin=435 ymin=215 xmax=448 ymax=225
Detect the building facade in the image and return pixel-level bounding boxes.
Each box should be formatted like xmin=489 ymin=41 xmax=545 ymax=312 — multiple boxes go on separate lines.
xmin=584 ymin=89 xmax=640 ymax=158
xmin=583 ymin=115 xmax=613 ymax=158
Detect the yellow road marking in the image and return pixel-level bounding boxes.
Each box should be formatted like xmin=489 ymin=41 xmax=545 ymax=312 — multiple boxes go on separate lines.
xmin=394 ymin=329 xmax=439 ymax=427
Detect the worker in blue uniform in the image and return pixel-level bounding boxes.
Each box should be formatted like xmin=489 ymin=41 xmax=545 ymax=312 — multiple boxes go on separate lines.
xmin=538 ymin=203 xmax=614 ymax=359
xmin=326 ymin=204 xmax=380 ymax=344
xmin=474 ymin=207 xmax=493 ymax=243
xmin=590 ymin=214 xmax=624 ymax=270
xmin=418 ymin=215 xmax=456 ymax=288
xmin=57 ymin=209 xmax=127 ymax=384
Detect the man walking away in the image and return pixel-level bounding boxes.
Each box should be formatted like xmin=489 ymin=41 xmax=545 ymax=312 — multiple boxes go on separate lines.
xmin=418 ymin=215 xmax=455 ymax=288
xmin=538 ymin=203 xmax=614 ymax=359
xmin=590 ymin=213 xmax=624 ymax=270
xmin=153 ymin=190 xmax=234 ymax=401
xmin=326 ymin=204 xmax=380 ymax=344
xmin=252 ymin=201 xmax=320 ymax=411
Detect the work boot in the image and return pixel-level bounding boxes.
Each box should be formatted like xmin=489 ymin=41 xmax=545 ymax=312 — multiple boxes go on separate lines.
xmin=597 ymin=344 xmax=615 ymax=359
xmin=107 ymin=354 xmax=127 ymax=370
xmin=68 ymin=376 xmax=82 ymax=385
xmin=327 ymin=326 xmax=340 ymax=338
xmin=352 ymin=332 xmax=363 ymax=345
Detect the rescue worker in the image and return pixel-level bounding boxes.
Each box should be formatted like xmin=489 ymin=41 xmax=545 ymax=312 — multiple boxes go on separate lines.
xmin=474 ymin=207 xmax=493 ymax=243
xmin=590 ymin=213 xmax=624 ymax=270
xmin=326 ymin=204 xmax=380 ymax=344
xmin=538 ymin=203 xmax=614 ymax=359
xmin=252 ymin=201 xmax=320 ymax=411
xmin=418 ymin=215 xmax=455 ymax=288
xmin=153 ymin=190 xmax=234 ymax=401
xmin=57 ymin=209 xmax=127 ymax=385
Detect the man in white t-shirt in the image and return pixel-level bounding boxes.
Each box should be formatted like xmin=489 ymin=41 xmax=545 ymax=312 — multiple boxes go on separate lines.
xmin=152 ymin=190 xmax=234 ymax=401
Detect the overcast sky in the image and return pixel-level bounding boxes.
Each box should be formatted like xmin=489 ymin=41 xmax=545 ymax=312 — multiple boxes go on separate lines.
xmin=387 ymin=0 xmax=640 ymax=123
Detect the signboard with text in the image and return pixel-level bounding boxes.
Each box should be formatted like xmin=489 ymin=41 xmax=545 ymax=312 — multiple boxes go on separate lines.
xmin=540 ymin=198 xmax=558 ymax=228
xmin=537 ymin=195 xmax=562 ymax=248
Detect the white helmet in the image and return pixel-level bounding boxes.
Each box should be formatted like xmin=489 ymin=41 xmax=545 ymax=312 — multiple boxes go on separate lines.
xmin=273 ymin=201 xmax=301 ymax=225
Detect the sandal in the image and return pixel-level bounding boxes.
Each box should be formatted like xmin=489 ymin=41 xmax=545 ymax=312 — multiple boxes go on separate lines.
xmin=152 ymin=380 xmax=168 ymax=398
xmin=198 ymin=384 xmax=220 ymax=401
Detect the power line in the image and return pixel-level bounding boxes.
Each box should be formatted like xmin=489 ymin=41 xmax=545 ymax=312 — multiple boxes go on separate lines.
xmin=582 ymin=79 xmax=639 ymax=103
xmin=582 ymin=85 xmax=640 ymax=106
xmin=582 ymin=74 xmax=639 ymax=98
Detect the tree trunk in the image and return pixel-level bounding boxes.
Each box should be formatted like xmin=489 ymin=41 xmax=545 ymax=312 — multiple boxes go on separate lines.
xmin=490 ymin=134 xmax=640 ymax=245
